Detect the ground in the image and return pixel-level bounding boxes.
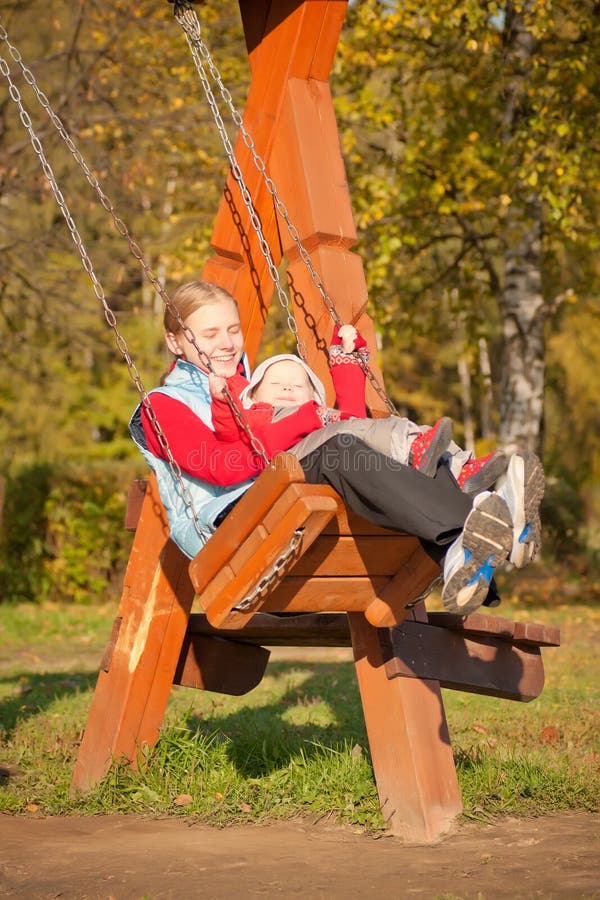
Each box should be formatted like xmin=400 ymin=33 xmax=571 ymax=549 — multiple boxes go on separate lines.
xmin=1 ymin=810 xmax=599 ymax=898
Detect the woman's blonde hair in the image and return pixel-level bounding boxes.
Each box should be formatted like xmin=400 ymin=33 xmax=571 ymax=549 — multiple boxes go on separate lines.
xmin=164 ymin=280 xmax=238 ymax=334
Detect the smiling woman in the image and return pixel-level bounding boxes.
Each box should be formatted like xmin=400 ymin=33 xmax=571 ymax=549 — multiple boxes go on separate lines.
xmin=164 ymin=281 xmax=245 ymax=377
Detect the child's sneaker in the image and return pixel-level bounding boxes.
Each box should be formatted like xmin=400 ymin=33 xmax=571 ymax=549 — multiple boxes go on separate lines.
xmin=496 ymin=452 xmax=544 ymax=568
xmin=409 ymin=417 xmax=453 ymax=477
xmin=458 ymin=450 xmax=508 ymax=495
xmin=442 ymin=491 xmax=513 ymax=614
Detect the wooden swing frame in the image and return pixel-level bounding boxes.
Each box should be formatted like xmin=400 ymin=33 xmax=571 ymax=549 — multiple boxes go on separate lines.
xmin=72 ymin=0 xmax=559 ymax=842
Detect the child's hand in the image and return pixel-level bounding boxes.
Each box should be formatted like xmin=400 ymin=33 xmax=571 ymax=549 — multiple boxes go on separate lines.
xmin=338 ymin=324 xmax=358 ymax=354
xmin=208 ymin=373 xmax=227 ymax=399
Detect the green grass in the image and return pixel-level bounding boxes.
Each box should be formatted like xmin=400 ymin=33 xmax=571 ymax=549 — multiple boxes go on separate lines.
xmin=1 ymin=571 xmax=599 ymax=831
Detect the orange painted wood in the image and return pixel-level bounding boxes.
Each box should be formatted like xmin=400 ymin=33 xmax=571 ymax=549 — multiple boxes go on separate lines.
xmin=202 ymin=1 xmax=349 ymax=368
xmin=270 ymin=77 xmax=386 ymax=408
xmin=188 ymin=452 xmax=306 ymax=595
xmin=290 ymin=534 xmax=414 ymax=577
xmin=262 ymin=575 xmax=390 ymax=612
xmin=201 ymin=493 xmax=340 ymax=627
xmin=364 ymin=545 xmax=440 ymax=628
xmin=348 ymin=612 xmax=463 ymax=842
xmin=72 ymin=477 xmax=193 ymax=792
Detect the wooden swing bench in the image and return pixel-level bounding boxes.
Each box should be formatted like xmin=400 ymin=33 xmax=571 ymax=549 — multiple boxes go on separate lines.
xmin=72 ymin=456 xmax=559 ymax=842
xmin=71 ymin=0 xmax=560 ymax=843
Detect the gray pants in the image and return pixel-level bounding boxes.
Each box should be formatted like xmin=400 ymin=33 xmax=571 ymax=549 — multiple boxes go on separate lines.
xmin=286 ymin=416 xmax=471 ymax=479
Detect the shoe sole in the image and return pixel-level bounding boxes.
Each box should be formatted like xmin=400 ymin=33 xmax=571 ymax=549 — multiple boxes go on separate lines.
xmin=462 ymin=450 xmax=509 ymax=496
xmin=442 ymin=493 xmax=513 ymax=615
xmin=412 ymin=417 xmax=453 ymax=477
xmin=499 ymin=452 xmax=545 ymax=568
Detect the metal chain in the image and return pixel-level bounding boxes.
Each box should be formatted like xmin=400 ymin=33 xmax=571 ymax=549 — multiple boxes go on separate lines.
xmin=173 ymin=2 xmax=398 ymax=416
xmin=232 ymin=528 xmax=304 ymax=612
xmin=173 ymin=6 xmax=307 ymax=360
xmin=0 ymin=51 xmax=247 ymax=539
xmin=0 ymin=23 xmax=272 ymax=470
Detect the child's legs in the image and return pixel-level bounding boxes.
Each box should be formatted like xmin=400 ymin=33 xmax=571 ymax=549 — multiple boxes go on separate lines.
xmin=288 ymin=417 xmax=399 ymax=460
xmin=442 ymin=443 xmax=473 ymax=480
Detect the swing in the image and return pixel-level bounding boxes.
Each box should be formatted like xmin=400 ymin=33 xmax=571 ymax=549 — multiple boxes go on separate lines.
xmin=0 ymin=2 xmax=559 ymax=843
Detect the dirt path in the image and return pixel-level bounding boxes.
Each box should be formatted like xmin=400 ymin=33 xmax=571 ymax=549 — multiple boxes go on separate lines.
xmin=1 ymin=811 xmax=599 ymax=899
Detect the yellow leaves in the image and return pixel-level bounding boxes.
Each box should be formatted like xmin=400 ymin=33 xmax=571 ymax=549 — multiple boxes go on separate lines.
xmin=467 ymin=131 xmax=480 ymax=143
xmin=500 ymin=194 xmax=512 ymax=207
xmin=466 ymin=39 xmax=478 ymax=52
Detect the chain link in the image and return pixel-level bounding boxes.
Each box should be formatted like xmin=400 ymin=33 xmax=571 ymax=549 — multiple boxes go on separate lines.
xmin=0 ymin=23 xmax=273 ymax=473
xmin=173 ymin=5 xmax=307 ymax=361
xmin=232 ymin=528 xmax=304 ymax=612
xmin=172 ymin=2 xmax=398 ymax=416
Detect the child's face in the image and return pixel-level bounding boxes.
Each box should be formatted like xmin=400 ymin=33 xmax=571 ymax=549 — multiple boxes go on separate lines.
xmin=253 ymin=360 xmax=314 ymax=407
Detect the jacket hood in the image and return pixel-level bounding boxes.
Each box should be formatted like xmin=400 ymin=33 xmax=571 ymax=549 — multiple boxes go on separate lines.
xmin=240 ymin=354 xmax=326 ymax=407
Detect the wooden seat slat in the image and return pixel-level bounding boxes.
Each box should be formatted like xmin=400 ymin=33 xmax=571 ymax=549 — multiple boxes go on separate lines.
xmin=189 ymin=453 xmax=308 ymax=594
xmin=289 ymin=534 xmax=415 ymax=577
xmin=200 ymin=493 xmax=340 ymax=628
xmin=261 ymin=575 xmax=391 ymax=613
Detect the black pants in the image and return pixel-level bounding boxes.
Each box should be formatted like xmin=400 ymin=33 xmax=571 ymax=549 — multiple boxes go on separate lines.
xmin=299 ymin=435 xmax=473 ymax=554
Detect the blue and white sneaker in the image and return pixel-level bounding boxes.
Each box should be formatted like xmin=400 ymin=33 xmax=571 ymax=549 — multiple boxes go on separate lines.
xmin=442 ymin=491 xmax=513 ymax=614
xmin=496 ymin=452 xmax=545 ymax=568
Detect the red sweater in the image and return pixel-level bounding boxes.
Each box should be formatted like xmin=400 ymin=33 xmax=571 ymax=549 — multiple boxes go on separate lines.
xmin=141 ymin=334 xmax=368 ymax=486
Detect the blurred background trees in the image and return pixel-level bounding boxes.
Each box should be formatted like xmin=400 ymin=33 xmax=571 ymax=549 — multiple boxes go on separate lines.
xmin=0 ymin=0 xmax=598 ymax=601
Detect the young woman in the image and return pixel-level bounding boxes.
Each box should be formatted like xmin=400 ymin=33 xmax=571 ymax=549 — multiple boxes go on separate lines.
xmin=129 ymin=280 xmax=544 ymax=615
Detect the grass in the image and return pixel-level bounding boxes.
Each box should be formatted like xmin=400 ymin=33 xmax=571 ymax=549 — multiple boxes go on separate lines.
xmin=1 ymin=564 xmax=599 ymax=831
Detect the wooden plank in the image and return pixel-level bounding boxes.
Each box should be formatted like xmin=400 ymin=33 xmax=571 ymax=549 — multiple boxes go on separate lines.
xmin=290 ymin=534 xmax=414 ymax=577
xmin=428 ymin=612 xmax=561 ymax=648
xmin=188 ymin=452 xmax=306 ymax=595
xmin=203 ymin=1 xmax=349 ymax=368
xmin=174 ymin=634 xmax=270 ymax=695
xmin=348 ymin=612 xmax=463 ymax=842
xmin=72 ymin=477 xmax=193 ymax=793
xmin=124 ymin=478 xmax=148 ymax=531
xmin=262 ymin=575 xmax=389 ymax=613
xmin=384 ymin=622 xmax=546 ymax=702
xmin=202 ymin=493 xmax=339 ymax=627
xmin=364 ymin=544 xmax=440 ymax=628
xmin=324 ymin=504 xmax=408 ymax=537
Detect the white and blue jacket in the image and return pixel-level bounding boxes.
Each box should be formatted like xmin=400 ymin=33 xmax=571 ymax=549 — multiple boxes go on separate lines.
xmin=129 ymin=358 xmax=255 ymax=559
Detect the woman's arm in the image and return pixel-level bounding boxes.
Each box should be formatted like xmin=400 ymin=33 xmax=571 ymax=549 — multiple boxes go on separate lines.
xmin=142 ymin=392 xmax=324 ymax=486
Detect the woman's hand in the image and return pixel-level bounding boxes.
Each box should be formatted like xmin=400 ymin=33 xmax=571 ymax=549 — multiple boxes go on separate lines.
xmin=337 ymin=324 xmax=358 ymax=354
xmin=208 ymin=373 xmax=227 ymax=399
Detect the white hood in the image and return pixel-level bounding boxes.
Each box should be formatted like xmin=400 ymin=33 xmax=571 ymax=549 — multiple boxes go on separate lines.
xmin=240 ymin=354 xmax=326 ymax=408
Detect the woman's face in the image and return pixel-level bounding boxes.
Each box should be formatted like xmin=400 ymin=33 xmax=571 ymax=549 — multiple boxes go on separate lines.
xmin=165 ymin=299 xmax=244 ymax=377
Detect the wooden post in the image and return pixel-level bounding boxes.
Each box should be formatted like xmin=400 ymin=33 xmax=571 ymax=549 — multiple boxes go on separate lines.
xmin=348 ymin=608 xmax=463 ymax=842
xmin=201 ymin=0 xmax=386 ymax=411
xmin=71 ymin=478 xmax=194 ymax=792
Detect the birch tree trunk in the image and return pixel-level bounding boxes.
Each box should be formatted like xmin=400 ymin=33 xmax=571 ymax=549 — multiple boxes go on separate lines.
xmin=498 ymin=202 xmax=545 ymax=454
xmin=498 ymin=4 xmax=545 ymax=456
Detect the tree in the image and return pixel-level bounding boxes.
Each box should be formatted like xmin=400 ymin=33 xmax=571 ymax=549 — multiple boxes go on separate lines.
xmin=0 ymin=0 xmax=248 ymax=467
xmin=333 ymin=0 xmax=600 ymax=455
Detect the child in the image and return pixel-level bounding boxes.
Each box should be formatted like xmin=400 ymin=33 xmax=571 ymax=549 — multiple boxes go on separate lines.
xmin=209 ymin=324 xmax=508 ymax=494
